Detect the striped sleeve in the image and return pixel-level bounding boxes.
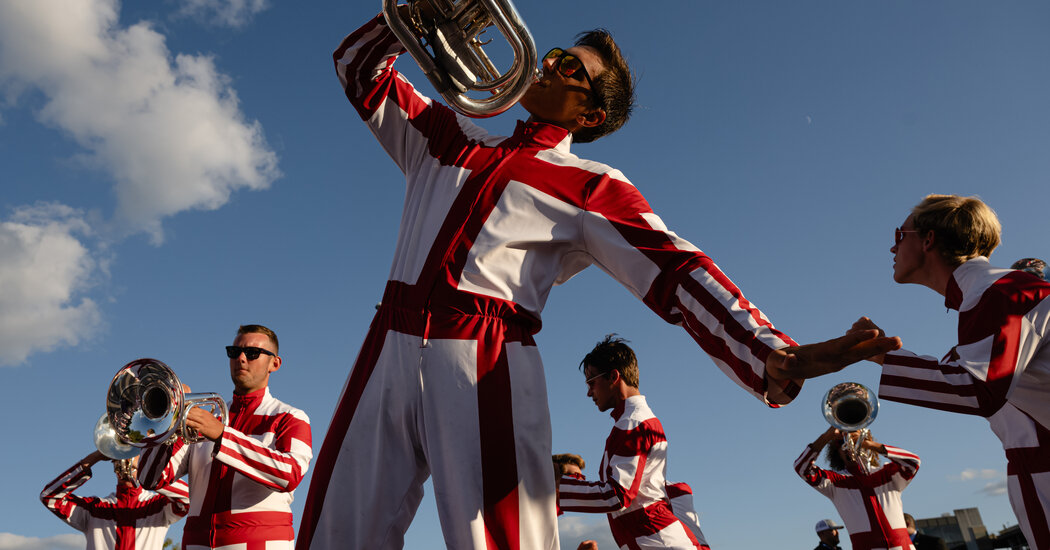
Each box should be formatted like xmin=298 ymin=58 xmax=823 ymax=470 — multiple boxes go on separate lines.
xmin=40 ymin=463 xmax=92 ymax=531
xmin=332 ymin=15 xmax=487 ymax=178
xmin=214 ymin=410 xmax=312 ymax=492
xmin=581 ymin=176 xmax=800 ymax=406
xmin=880 ymin=275 xmax=1049 ymax=417
xmin=793 ymin=443 xmax=842 ymax=499
xmin=559 ymin=419 xmax=662 ymax=513
xmin=883 ymin=445 xmax=920 ymax=481
xmin=137 ymin=437 xmax=189 ymax=490
xmin=153 ymin=479 xmax=190 ymax=523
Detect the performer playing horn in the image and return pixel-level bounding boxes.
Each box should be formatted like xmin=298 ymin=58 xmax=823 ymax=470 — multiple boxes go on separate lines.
xmin=794 ymin=427 xmax=920 ymax=550
xmin=41 ymin=450 xmax=189 ymax=550
xmin=297 ymin=7 xmax=899 ymax=550
xmin=138 ymin=324 xmax=312 ymax=550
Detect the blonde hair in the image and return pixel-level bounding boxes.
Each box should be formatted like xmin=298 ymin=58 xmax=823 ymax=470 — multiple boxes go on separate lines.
xmin=911 ymin=194 xmax=1001 ymax=265
xmin=552 ymin=453 xmax=586 ymax=476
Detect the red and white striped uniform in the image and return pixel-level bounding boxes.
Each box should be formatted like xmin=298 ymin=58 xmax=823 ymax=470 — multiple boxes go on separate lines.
xmin=793 ymin=443 xmax=920 ymax=550
xmin=298 ymin=15 xmax=800 ymax=550
xmin=40 ymin=461 xmax=189 ymax=550
xmin=138 ymin=387 xmax=312 ymax=550
xmin=558 ymin=396 xmax=704 ymax=549
xmin=666 ymin=482 xmax=712 ymax=549
xmin=878 ymin=257 xmax=1050 ymax=549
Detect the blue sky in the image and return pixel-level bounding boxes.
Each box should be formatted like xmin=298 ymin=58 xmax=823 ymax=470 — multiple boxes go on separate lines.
xmin=1 ymin=0 xmax=1047 ymax=548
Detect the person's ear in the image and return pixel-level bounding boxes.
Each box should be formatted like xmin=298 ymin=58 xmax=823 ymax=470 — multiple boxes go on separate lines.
xmin=922 ymin=230 xmax=936 ymax=252
xmin=269 ymin=355 xmax=281 ymax=373
xmin=577 ymin=107 xmax=606 ymax=129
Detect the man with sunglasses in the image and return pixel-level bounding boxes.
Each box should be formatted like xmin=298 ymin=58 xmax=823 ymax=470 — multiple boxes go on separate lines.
xmin=299 ymin=11 xmax=899 ymax=550
xmin=559 ymin=336 xmax=710 ymax=549
xmin=850 ymin=195 xmax=1050 ymax=549
xmin=138 ymin=324 xmax=312 ymax=550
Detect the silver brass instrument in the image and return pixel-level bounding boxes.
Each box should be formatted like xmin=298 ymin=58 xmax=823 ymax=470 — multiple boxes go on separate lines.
xmin=94 ymin=413 xmax=139 ymax=460
xmin=822 ymin=382 xmax=879 ymax=468
xmin=97 ymin=358 xmax=229 ymax=454
xmin=382 ymin=0 xmax=539 ymax=117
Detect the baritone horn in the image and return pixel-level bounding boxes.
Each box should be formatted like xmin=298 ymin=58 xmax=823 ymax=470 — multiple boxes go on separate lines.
xmin=822 ymin=382 xmax=879 ymax=467
xmin=96 ymin=358 xmax=228 ymax=456
xmin=382 ymin=0 xmax=539 ymax=117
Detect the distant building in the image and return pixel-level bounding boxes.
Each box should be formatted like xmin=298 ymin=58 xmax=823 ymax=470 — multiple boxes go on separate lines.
xmin=991 ymin=524 xmax=1029 ymax=550
xmin=915 ymin=508 xmax=990 ymax=550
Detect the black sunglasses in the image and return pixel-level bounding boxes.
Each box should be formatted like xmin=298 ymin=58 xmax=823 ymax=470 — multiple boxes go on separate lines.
xmin=543 ymin=48 xmax=601 ymax=107
xmin=225 ymin=346 xmax=276 ymax=361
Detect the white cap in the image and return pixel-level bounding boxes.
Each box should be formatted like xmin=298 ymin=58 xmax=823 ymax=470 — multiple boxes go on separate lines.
xmin=815 ymin=519 xmax=844 ymax=532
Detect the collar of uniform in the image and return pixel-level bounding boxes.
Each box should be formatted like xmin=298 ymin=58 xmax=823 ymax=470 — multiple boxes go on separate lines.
xmin=609 ymin=394 xmax=646 ymax=420
xmin=513 ymin=120 xmax=572 ymax=151
xmin=231 ymin=386 xmax=267 ymax=412
xmin=943 ymin=256 xmax=989 ymax=310
xmin=116 ymin=483 xmax=142 ymax=502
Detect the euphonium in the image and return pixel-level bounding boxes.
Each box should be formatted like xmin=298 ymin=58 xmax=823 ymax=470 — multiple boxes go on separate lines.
xmin=382 ymin=0 xmax=539 ymax=117
xmin=94 ymin=413 xmax=139 ymax=460
xmin=98 ymin=358 xmax=228 ymax=454
xmin=822 ymin=382 xmax=879 ymax=468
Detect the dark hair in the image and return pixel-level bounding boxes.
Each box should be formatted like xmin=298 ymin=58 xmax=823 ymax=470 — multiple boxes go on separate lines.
xmin=1012 ymin=258 xmax=1048 ymax=279
xmin=825 ymin=438 xmax=847 ymax=471
xmin=579 ymin=334 xmax=639 ymax=388
xmin=571 ymin=29 xmax=635 ymax=144
xmin=238 ymin=324 xmax=279 ymax=353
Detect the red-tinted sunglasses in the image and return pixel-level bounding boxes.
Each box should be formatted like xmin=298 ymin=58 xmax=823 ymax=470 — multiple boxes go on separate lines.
xmin=543 ymin=47 xmax=601 ymax=106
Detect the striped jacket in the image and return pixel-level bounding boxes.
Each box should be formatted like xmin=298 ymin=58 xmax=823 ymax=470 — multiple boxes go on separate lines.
xmin=878 ymin=257 xmax=1050 ymax=548
xmin=794 ymin=443 xmax=920 ymax=550
xmin=560 ymin=396 xmax=705 ymax=549
xmin=138 ymin=387 xmax=312 ymax=549
xmin=41 ymin=461 xmax=189 ymax=550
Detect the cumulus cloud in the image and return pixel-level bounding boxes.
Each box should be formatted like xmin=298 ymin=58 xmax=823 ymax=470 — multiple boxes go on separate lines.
xmin=0 ymin=0 xmax=278 ymax=365
xmin=175 ymin=0 xmax=270 ymax=28
xmin=0 ymin=533 xmax=82 ymax=550
xmin=0 ymin=203 xmax=103 ymax=366
xmin=558 ymin=517 xmax=617 ymax=549
xmin=0 ymin=0 xmax=280 ymax=244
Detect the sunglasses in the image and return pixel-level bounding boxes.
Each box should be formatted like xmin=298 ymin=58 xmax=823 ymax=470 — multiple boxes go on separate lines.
xmin=225 ymin=346 xmax=276 ymax=361
xmin=543 ymin=48 xmax=601 ymax=106
xmin=894 ymin=227 xmax=920 ymax=245
xmin=584 ymin=370 xmax=609 ymax=388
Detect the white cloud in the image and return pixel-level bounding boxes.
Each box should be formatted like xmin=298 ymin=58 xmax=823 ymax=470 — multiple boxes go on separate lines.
xmin=175 ymin=0 xmax=270 ymax=28
xmin=0 ymin=203 xmax=103 ymax=366
xmin=979 ymin=479 xmax=1009 ymax=497
xmin=0 ymin=0 xmax=278 ymax=365
xmin=558 ymin=516 xmax=617 ymax=549
xmin=0 ymin=0 xmax=280 ymax=245
xmin=955 ymin=468 xmax=1001 ymax=482
xmin=0 ymin=532 xmax=83 ymax=550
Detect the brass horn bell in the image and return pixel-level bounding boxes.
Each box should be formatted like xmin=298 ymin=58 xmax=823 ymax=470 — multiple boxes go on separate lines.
xmin=383 ymin=0 xmax=539 ymax=117
xmin=97 ymin=358 xmax=228 ymax=456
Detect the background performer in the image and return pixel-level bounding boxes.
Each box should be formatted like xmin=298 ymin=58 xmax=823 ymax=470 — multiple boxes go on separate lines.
xmin=41 ymin=450 xmax=188 ymax=550
xmin=794 ymin=427 xmax=920 ymax=550
xmin=138 ymin=324 xmax=312 ymax=550
xmin=558 ymin=336 xmax=707 ymax=549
